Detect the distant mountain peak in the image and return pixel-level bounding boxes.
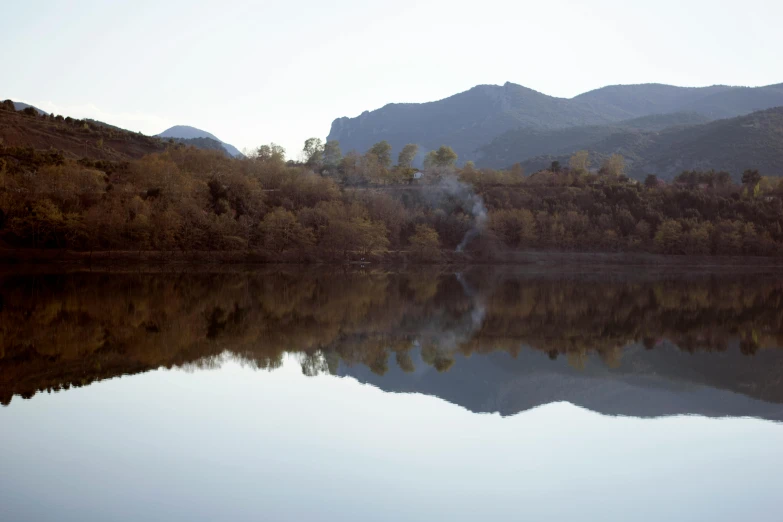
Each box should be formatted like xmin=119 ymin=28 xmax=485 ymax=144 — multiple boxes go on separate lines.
xmin=157 ymin=125 xmax=242 ymax=157
xmin=10 ymin=101 xmax=48 ymax=115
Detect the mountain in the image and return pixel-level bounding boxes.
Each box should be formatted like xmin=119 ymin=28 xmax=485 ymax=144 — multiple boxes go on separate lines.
xmin=575 ymin=82 xmax=783 ymax=120
xmin=327 ymin=82 xmax=630 ymax=163
xmin=168 ymin=136 xmax=229 ymax=153
xmin=327 ymin=82 xmax=783 ymax=164
xmin=157 ymin=125 xmax=242 ymax=157
xmin=484 ymin=106 xmax=783 ymax=180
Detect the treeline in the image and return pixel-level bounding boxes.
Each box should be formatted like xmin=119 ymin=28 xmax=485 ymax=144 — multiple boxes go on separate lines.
xmin=2 ymin=270 xmax=782 ymax=405
xmin=2 ymin=132 xmax=783 ymax=259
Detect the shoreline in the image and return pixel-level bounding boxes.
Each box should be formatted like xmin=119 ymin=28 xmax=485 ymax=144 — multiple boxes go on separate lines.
xmin=2 ymin=248 xmax=783 ymax=272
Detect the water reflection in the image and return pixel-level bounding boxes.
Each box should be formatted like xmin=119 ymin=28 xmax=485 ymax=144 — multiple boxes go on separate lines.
xmin=2 ymin=267 xmax=783 ymax=419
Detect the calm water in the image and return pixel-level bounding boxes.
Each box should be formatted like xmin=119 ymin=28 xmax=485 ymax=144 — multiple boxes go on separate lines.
xmin=2 ymin=267 xmax=783 ymax=521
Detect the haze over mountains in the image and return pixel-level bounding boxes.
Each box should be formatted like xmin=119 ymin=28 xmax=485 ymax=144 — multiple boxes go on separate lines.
xmin=328 ymin=82 xmax=783 ymax=179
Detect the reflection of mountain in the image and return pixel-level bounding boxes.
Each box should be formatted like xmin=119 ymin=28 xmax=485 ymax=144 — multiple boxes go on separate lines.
xmin=342 ymin=345 xmax=783 ymax=422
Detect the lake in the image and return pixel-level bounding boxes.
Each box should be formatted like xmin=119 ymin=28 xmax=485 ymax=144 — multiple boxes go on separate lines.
xmin=2 ymin=266 xmax=783 ymax=521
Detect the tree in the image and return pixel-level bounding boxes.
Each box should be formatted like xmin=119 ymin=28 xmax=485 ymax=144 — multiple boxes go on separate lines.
xmin=323 ymin=141 xmax=342 ymax=171
xmin=601 ymin=154 xmax=626 ymax=178
xmin=353 ymin=219 xmax=390 ymax=256
xmin=368 ymin=141 xmax=392 ymax=168
xmin=424 ymin=146 xmax=458 ymax=169
xmin=395 ymin=351 xmax=415 ymax=372
xmin=550 ymin=160 xmax=561 ymax=173
xmin=569 ymin=150 xmax=589 ymax=174
xmin=255 ymin=143 xmax=286 ymax=164
xmin=408 ymin=224 xmax=441 ymax=262
xmin=654 ymin=219 xmax=683 ymax=254
xmin=258 ymin=208 xmax=314 ymax=254
xmin=302 ymin=138 xmax=324 ymax=167
xmin=644 ymin=174 xmax=659 ymax=189
xmin=397 ymin=143 xmax=419 ymax=168
xmin=742 ymin=169 xmax=761 ymax=188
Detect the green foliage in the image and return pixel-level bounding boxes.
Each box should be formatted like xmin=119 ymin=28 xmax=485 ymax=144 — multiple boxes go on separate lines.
xmin=368 ymin=141 xmax=392 ymax=168
xmin=397 ymin=143 xmax=419 ymax=168
xmin=323 ymin=141 xmax=342 ymax=170
xmin=302 ymin=137 xmax=324 ymax=167
xmin=255 ymin=143 xmax=286 ymax=164
xmin=424 ymin=146 xmax=458 ymax=169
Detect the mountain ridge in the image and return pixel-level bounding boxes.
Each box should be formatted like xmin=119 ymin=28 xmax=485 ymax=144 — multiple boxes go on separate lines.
xmin=327 ymin=81 xmax=783 ymax=166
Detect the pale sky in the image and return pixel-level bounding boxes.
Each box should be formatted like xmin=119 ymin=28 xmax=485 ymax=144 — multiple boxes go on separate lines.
xmin=3 ymin=0 xmax=782 ymax=157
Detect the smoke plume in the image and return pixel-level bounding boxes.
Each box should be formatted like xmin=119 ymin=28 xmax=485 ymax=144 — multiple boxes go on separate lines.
xmin=427 ymin=175 xmax=488 ymax=252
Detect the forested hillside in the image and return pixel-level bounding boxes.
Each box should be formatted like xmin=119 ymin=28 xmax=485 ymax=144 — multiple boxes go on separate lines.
xmin=477 ymin=112 xmax=711 ymax=169
xmin=482 ymin=107 xmax=783 ymax=180
xmin=2 ymin=127 xmax=783 ymax=260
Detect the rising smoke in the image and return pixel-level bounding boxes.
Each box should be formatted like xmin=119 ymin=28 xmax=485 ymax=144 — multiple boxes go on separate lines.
xmin=427 ymin=175 xmax=488 ymax=252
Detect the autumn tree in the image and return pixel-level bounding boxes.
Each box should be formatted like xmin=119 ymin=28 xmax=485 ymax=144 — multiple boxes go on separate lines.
xmin=258 ymin=208 xmax=314 ymax=254
xmin=601 ymin=154 xmax=626 ymax=178
xmin=569 ymin=150 xmax=590 ymax=174
xmin=397 ymin=143 xmax=419 ymax=168
xmin=408 ymin=224 xmax=441 ymax=262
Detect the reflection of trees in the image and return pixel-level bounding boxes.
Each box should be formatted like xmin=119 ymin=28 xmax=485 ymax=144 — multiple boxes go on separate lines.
xmin=2 ymin=269 xmax=783 ymax=405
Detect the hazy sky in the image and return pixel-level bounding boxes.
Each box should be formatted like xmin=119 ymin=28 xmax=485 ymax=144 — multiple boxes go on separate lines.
xmin=3 ymin=0 xmax=782 ymax=156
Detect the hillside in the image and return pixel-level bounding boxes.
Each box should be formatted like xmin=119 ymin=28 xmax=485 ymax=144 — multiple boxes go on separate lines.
xmin=0 ymin=100 xmax=165 ymax=161
xmin=480 ymin=107 xmax=783 ymax=180
xmin=158 ymin=125 xmax=242 ymax=157
xmin=328 ymin=82 xmax=783 ymax=164
xmin=477 ymin=112 xmax=710 ymax=168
